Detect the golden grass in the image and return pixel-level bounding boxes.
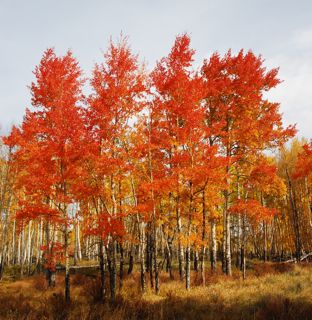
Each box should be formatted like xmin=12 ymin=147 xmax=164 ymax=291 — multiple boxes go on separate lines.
xmin=1 ymin=263 xmax=312 ymax=319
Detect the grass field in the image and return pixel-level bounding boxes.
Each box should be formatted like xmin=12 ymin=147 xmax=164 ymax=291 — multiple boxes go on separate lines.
xmin=1 ymin=262 xmax=312 ymax=319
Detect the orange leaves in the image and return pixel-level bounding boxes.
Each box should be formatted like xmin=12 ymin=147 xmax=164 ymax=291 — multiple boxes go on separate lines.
xmin=245 ymin=157 xmax=286 ymax=197
xmin=3 ymin=34 xmax=294 ymax=254
xmin=230 ymin=199 xmax=277 ymax=222
xmin=293 ymin=142 xmax=312 ymax=179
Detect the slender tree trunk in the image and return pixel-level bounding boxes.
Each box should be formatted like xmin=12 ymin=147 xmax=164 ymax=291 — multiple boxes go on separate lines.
xmin=127 ymin=245 xmax=134 ymax=275
xmin=186 ymin=182 xmax=193 ymax=291
xmin=286 ymin=168 xmax=302 ymax=261
xmin=12 ymin=219 xmax=16 ymax=265
xmin=64 ymin=220 xmax=70 ymax=304
xmin=20 ymin=227 xmax=25 ymax=277
xmin=27 ymin=221 xmax=32 ymax=275
xmin=211 ymin=220 xmax=217 ymax=273
xmin=242 ymin=214 xmax=246 ymax=279
xmin=77 ymin=219 xmax=82 ymax=260
xmin=263 ymin=221 xmax=268 ymax=262
xmin=304 ymin=178 xmax=312 ymax=232
xmin=194 ymin=250 xmax=199 ymax=272
xmin=176 ymin=195 xmax=184 ymax=280
xmin=237 ymin=214 xmax=242 ymax=267
xmin=186 ymin=245 xmax=191 ymax=290
xmin=74 ymin=222 xmax=78 ymax=266
xmin=201 ymin=191 xmax=206 ymax=285
xmin=99 ymin=239 xmax=106 ymax=301
xmin=139 ymin=221 xmax=146 ymax=292
xmin=0 ymin=245 xmax=7 ymax=280
xmin=153 ymin=225 xmax=159 ymax=294
xmin=17 ymin=231 xmax=21 ymax=265
xmin=222 ymin=210 xmax=226 ymax=273
xmin=36 ymin=219 xmax=43 ymax=272
xmin=165 ymin=245 xmax=173 ymax=278
xmin=224 ymin=190 xmax=232 ymax=276
xmin=148 ymin=230 xmax=154 ymax=288
xmin=119 ymin=243 xmax=124 ymax=289
xmin=45 ymin=222 xmax=54 ymax=286
xmin=0 ymin=157 xmax=12 ymax=279
xmin=166 ymin=237 xmax=174 ymax=280
xmin=108 ymin=239 xmax=117 ymax=301
xmin=236 ymin=179 xmax=241 ymax=268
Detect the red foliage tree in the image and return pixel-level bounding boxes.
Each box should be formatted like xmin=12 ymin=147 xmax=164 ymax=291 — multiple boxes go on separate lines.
xmin=4 ymin=48 xmax=86 ymax=303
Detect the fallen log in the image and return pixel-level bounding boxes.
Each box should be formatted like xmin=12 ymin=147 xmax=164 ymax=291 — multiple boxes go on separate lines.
xmin=285 ymin=252 xmax=312 ymax=263
xmin=56 ymin=264 xmax=99 ymax=271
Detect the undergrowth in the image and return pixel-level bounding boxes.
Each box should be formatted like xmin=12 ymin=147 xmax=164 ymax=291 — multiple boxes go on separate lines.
xmin=0 ymin=262 xmax=311 ymax=320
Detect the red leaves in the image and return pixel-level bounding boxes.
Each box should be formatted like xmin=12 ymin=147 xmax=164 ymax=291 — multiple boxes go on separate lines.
xmin=89 ymin=36 xmax=145 ymax=140
xmin=41 ymin=242 xmax=65 ymax=272
xmin=31 ymin=48 xmax=84 ymax=111
xmin=80 ymin=36 xmax=147 ymax=241
xmin=84 ymin=213 xmax=125 ymax=240
xmin=5 ymin=49 xmax=87 ymax=234
xmin=230 ymin=199 xmax=277 ymax=222
xmin=15 ymin=202 xmax=62 ymax=225
xmin=201 ymin=49 xmax=295 ymax=153
xmin=3 ymin=34 xmax=293 ymax=251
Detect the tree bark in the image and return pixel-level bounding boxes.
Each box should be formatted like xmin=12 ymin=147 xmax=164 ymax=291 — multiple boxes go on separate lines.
xmin=153 ymin=225 xmax=159 ymax=294
xmin=139 ymin=222 xmax=146 ymax=292
xmin=211 ymin=220 xmax=217 ymax=273
xmin=176 ymin=195 xmax=185 ymax=280
xmin=224 ymin=190 xmax=232 ymax=276
xmin=127 ymin=245 xmax=134 ymax=275
xmin=201 ymin=191 xmax=206 ymax=285
xmin=185 ymin=245 xmax=191 ymax=290
xmin=108 ymin=239 xmax=117 ymax=301
xmin=286 ymin=168 xmax=302 ymax=261
xmin=99 ymin=240 xmax=106 ymax=301
xmin=64 ymin=220 xmax=70 ymax=304
xmin=119 ymin=243 xmax=124 ymax=289
xmin=242 ymin=214 xmax=246 ymax=279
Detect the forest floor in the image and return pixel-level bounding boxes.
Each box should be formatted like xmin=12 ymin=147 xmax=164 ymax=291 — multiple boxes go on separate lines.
xmin=1 ymin=261 xmax=312 ymax=319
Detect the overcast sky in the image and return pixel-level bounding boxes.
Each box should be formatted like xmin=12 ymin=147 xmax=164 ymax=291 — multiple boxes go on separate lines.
xmin=1 ymin=0 xmax=311 ymax=137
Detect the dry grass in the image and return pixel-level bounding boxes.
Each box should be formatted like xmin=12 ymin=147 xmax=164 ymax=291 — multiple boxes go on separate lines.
xmin=0 ymin=262 xmax=312 ymax=319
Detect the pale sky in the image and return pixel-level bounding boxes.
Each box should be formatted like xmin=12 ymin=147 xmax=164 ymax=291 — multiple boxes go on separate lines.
xmin=1 ymin=0 xmax=312 ymax=137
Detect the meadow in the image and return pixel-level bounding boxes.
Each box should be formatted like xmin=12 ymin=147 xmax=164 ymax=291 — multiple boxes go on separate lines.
xmin=1 ymin=262 xmax=311 ymax=320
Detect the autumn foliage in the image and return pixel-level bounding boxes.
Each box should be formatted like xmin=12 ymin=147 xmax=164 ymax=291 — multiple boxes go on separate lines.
xmin=1 ymin=34 xmax=299 ymax=303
